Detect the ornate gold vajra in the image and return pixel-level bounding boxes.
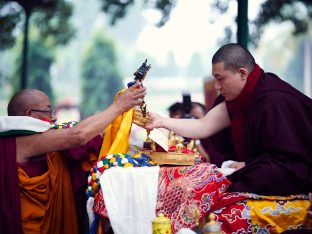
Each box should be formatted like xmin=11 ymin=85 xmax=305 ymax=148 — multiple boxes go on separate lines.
xmin=129 ymin=59 xmax=151 ymax=126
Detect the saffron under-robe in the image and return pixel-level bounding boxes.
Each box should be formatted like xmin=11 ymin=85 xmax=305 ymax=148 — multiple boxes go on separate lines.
xmin=18 ymin=151 xmax=78 ymax=233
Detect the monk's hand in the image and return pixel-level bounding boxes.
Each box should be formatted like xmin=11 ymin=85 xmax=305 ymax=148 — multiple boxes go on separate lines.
xmin=115 ymin=82 xmax=146 ymax=112
xmin=229 ymin=162 xmax=245 ymax=171
xmin=143 ymin=112 xmax=164 ymax=130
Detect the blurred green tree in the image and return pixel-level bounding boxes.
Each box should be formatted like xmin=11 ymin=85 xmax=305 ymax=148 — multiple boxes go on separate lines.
xmin=0 ymin=0 xmax=74 ymax=49
xmin=10 ymin=33 xmax=55 ymax=103
xmin=0 ymin=0 xmax=74 ymax=89
xmin=99 ymin=0 xmax=176 ymax=27
xmin=80 ymin=31 xmax=123 ymax=118
xmin=251 ymin=0 xmax=312 ymax=45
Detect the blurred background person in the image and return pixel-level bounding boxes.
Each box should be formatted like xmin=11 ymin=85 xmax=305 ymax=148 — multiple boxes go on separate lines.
xmin=190 ymin=102 xmax=207 ymax=119
xmin=168 ymin=102 xmax=184 ymax=119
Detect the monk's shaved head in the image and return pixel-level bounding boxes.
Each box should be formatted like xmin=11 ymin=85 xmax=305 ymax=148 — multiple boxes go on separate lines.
xmin=212 ymin=43 xmax=255 ymax=73
xmin=7 ymin=89 xmax=48 ymax=116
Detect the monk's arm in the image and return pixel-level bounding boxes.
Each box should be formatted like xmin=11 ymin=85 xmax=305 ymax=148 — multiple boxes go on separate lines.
xmin=147 ymin=102 xmax=231 ymax=139
xmin=16 ymin=83 xmax=146 ymax=163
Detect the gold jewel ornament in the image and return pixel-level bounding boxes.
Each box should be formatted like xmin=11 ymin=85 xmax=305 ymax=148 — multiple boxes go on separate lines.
xmin=128 ymin=59 xmax=151 ymax=126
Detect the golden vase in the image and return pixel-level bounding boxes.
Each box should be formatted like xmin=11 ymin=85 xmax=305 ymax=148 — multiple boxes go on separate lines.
xmin=152 ymin=213 xmax=172 ymax=234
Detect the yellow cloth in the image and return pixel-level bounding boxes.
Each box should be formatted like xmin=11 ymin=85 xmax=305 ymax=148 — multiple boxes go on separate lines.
xmin=18 ymin=152 xmax=78 ymax=234
xmin=247 ymin=195 xmax=311 ymax=233
xmin=99 ymin=89 xmax=134 ymax=159
xmin=97 ymin=89 xmax=134 ymax=234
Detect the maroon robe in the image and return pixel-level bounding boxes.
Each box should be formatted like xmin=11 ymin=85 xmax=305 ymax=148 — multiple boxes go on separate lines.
xmin=0 ymin=137 xmax=22 ymax=234
xmin=227 ymin=70 xmax=312 ymax=195
xmin=63 ymin=135 xmax=102 ymax=233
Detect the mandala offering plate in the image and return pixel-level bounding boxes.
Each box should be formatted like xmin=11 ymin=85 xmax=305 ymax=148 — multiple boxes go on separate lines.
xmin=143 ymin=129 xmax=198 ymax=166
xmin=149 ymin=151 xmax=196 ymax=166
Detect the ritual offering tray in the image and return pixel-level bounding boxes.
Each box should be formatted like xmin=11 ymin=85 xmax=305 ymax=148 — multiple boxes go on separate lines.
xmin=143 ymin=129 xmax=198 ymax=166
xmin=149 ymin=151 xmax=196 ymax=166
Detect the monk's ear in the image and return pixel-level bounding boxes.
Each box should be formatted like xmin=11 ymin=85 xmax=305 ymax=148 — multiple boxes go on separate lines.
xmin=238 ymin=68 xmax=248 ymax=80
xmin=24 ymin=109 xmax=32 ymax=116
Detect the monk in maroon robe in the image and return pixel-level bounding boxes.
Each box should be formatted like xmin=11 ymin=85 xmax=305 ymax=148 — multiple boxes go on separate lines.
xmin=0 ymin=83 xmax=146 ymax=234
xmin=225 ymin=65 xmax=312 ymax=195
xmin=145 ymin=43 xmax=312 ymax=196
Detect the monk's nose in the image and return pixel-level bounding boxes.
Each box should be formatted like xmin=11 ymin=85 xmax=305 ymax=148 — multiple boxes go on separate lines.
xmin=50 ymin=111 xmax=57 ymax=123
xmin=214 ymin=80 xmax=221 ymax=91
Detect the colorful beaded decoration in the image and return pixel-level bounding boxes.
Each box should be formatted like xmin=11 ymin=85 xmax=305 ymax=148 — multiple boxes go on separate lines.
xmin=86 ymin=153 xmax=156 ymax=198
xmin=50 ymin=121 xmax=156 ymax=198
xmin=52 ymin=121 xmax=79 ymax=129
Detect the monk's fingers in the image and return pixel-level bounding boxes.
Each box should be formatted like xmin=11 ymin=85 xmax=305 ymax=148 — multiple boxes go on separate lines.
xmin=128 ymin=81 xmax=141 ymax=90
xmin=136 ymin=98 xmax=144 ymax=105
xmin=133 ymin=90 xmax=147 ymax=100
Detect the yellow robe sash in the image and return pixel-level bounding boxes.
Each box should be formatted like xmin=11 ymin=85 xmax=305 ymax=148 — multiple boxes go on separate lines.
xmin=99 ymin=89 xmax=134 ymax=159
xmin=97 ymin=89 xmax=135 ymax=234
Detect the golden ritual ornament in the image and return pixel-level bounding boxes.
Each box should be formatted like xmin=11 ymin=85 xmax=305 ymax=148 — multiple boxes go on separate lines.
xmin=194 ymin=207 xmax=200 ymax=227
xmin=202 ymin=213 xmax=221 ymax=234
xmin=152 ymin=213 xmax=172 ymax=234
xmin=145 ymin=130 xmax=197 ymax=166
xmin=127 ymin=59 xmax=151 ymax=125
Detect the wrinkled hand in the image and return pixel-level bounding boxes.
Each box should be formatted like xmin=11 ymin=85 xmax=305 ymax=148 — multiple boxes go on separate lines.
xmin=115 ymin=82 xmax=146 ymax=112
xmin=229 ymin=162 xmax=245 ymax=170
xmin=143 ymin=112 xmax=164 ymax=130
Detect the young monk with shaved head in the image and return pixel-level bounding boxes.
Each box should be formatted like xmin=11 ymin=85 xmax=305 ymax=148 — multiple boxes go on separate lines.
xmin=1 ymin=83 xmax=146 ymax=234
xmin=145 ymin=43 xmax=312 ymax=197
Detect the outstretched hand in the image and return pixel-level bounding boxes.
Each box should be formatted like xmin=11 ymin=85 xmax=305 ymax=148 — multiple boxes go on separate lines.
xmin=114 ymin=82 xmax=146 ymax=112
xmin=143 ymin=112 xmax=164 ymax=131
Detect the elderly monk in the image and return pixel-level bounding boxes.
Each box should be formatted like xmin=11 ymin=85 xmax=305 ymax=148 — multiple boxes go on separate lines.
xmin=145 ymin=43 xmax=312 ymax=196
xmin=0 ymin=82 xmax=146 ymax=234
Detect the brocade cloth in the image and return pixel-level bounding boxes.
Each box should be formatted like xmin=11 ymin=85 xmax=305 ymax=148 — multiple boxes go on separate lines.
xmin=93 ymin=163 xmax=231 ymax=233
